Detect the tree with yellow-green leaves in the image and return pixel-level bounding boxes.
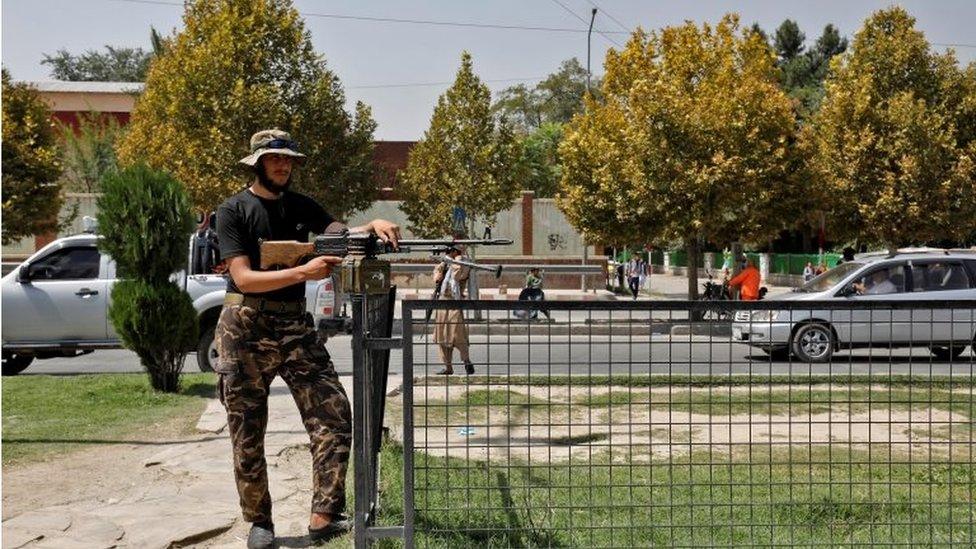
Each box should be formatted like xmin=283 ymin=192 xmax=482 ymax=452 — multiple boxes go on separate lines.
xmin=1 ymin=69 xmax=69 ymax=245
xmin=116 ymin=0 xmax=376 ymax=216
xmin=559 ymin=15 xmax=804 ymax=298
xmin=398 ymin=52 xmax=523 ymax=238
xmin=807 ymin=7 xmax=976 ymax=252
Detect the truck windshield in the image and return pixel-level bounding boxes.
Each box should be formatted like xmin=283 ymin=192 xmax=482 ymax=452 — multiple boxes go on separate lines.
xmin=798 ymin=262 xmax=864 ymax=293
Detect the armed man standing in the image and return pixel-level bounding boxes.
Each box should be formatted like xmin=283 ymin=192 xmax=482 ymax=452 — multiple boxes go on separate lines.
xmin=432 ymin=245 xmax=474 ymax=375
xmin=215 ymin=129 xmax=400 ymax=548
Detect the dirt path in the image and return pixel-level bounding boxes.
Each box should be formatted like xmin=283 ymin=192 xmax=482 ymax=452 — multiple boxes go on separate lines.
xmin=2 ymin=411 xmax=205 ymax=522
xmin=395 ymin=382 xmax=975 ymax=463
xmin=1 ymin=378 xmax=346 ymax=549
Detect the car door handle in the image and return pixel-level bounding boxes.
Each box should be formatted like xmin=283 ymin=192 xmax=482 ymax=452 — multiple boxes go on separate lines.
xmin=75 ymin=288 xmax=99 ymax=297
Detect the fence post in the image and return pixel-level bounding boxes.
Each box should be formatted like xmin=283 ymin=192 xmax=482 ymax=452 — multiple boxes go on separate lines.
xmin=351 ymin=292 xmax=369 ymax=549
xmin=402 ymin=304 xmax=415 ymax=548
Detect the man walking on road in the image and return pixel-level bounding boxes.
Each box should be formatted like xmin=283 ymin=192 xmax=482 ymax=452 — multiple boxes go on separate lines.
xmin=626 ymin=257 xmax=642 ymax=300
xmin=432 ymin=245 xmax=475 ymax=375
xmin=215 ymin=129 xmax=400 ymax=548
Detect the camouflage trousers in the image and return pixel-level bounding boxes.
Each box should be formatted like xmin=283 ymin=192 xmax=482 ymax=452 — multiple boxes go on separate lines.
xmin=215 ymin=303 xmax=352 ymax=524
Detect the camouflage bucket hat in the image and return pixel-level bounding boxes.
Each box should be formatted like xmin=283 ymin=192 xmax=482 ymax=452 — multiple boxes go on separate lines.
xmin=238 ymin=129 xmax=306 ymax=167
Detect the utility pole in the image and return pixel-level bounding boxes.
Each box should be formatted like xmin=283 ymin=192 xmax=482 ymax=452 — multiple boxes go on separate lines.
xmin=587 ymin=8 xmax=597 ymax=93
xmin=582 ymin=8 xmax=597 ymax=292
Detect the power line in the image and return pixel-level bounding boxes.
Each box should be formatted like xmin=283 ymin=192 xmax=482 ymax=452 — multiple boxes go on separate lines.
xmin=104 ymin=0 xmax=976 ymax=50
xmin=932 ymin=42 xmax=976 ymax=49
xmin=348 ymin=76 xmax=549 ymax=90
xmin=548 ymin=0 xmax=622 ymax=47
xmin=586 ymin=0 xmax=632 ymax=34
xmin=108 ymin=0 xmax=622 ymax=35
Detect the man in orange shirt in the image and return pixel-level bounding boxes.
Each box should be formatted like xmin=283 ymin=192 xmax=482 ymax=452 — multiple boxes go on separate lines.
xmin=729 ymin=257 xmax=762 ymax=301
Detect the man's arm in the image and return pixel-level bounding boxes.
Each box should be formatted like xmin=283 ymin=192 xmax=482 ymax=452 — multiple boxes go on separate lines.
xmin=227 ymin=255 xmax=341 ymax=294
xmin=728 ymin=270 xmax=747 ymax=288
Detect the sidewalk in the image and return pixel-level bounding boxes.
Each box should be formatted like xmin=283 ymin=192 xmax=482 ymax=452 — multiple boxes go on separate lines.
xmin=392 ymin=273 xmax=796 ymax=330
xmin=1 ymin=376 xmax=371 ymax=548
xmin=398 ymin=272 xmax=794 ymax=303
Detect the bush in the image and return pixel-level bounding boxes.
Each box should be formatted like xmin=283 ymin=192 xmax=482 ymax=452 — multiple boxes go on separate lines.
xmin=97 ymin=164 xmax=196 ymax=392
xmin=97 ymin=164 xmax=193 ymax=282
xmin=109 ymin=280 xmax=197 ymax=392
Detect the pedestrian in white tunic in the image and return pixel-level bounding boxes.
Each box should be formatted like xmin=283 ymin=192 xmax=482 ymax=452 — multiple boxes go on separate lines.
xmin=432 ymin=246 xmax=474 ymax=375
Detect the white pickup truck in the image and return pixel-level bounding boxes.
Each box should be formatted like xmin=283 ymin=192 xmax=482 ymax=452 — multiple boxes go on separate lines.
xmin=1 ymin=226 xmax=348 ymax=376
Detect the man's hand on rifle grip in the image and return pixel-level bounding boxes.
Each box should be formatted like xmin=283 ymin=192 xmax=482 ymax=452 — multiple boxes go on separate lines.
xmin=299 ymin=256 xmax=343 ymax=281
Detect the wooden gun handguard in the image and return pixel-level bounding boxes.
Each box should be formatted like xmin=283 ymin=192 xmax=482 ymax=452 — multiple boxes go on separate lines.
xmin=259 ymin=240 xmax=315 ymax=269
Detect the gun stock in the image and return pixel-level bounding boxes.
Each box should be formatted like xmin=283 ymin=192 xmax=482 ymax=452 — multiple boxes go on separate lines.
xmin=260 ymin=240 xmax=315 ymax=269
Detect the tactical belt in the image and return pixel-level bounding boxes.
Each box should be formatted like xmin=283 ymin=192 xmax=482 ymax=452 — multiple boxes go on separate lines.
xmin=224 ymin=293 xmax=306 ymax=314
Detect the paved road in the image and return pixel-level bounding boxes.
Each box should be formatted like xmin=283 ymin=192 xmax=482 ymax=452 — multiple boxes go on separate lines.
xmin=19 ymin=334 xmax=973 ymax=377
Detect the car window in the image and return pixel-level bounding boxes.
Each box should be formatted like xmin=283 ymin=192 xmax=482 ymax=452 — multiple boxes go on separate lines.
xmin=965 ymin=260 xmax=976 ymax=282
xmin=799 ymin=261 xmax=864 ymax=293
xmin=853 ymin=264 xmax=906 ymax=295
xmin=29 ymin=247 xmax=100 ymax=280
xmin=912 ymin=262 xmax=971 ymax=292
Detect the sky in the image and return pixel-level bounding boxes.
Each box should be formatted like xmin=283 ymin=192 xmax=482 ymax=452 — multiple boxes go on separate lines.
xmin=3 ymin=0 xmax=974 ymax=140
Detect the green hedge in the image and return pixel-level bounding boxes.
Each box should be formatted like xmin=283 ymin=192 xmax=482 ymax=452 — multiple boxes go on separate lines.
xmin=654 ymin=252 xmax=842 ymax=275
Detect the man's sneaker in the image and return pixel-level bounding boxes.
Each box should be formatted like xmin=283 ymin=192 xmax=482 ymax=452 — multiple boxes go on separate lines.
xmin=247 ymin=522 xmax=275 ymax=549
xmin=308 ymin=514 xmax=353 ymax=544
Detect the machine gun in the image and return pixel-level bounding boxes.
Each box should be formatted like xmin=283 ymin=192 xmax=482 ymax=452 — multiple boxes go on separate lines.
xmin=259 ymin=230 xmax=511 ymax=294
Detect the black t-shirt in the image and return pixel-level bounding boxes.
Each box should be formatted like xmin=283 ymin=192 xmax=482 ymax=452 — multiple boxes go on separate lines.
xmin=216 ymin=188 xmax=340 ymax=301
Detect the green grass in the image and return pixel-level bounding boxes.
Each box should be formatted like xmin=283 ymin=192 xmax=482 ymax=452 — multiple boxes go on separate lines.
xmin=374 ymin=444 xmax=976 ymax=547
xmin=1 ymin=373 xmax=215 ymax=465
xmin=386 ymin=378 xmax=976 ymax=545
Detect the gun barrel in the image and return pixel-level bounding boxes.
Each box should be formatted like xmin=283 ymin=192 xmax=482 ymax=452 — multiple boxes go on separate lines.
xmin=439 ymin=256 xmax=504 ymax=278
xmin=311 ymin=232 xmax=514 ymax=258
xmin=398 ymin=238 xmax=513 ymax=247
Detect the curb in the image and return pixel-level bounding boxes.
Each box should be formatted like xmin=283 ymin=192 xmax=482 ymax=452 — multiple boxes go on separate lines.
xmin=403 ymin=321 xmax=733 ymax=337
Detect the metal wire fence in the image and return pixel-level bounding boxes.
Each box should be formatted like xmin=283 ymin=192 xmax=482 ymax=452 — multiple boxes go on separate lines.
xmin=382 ymin=299 xmax=975 ymax=548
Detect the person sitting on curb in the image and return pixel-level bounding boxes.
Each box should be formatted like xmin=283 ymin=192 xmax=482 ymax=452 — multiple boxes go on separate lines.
xmin=803 ymin=261 xmax=815 ymax=282
xmin=729 ymin=257 xmax=761 ymax=301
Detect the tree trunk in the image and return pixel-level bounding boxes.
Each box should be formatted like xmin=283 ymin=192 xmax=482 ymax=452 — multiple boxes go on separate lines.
xmin=687 ymin=239 xmax=703 ymax=322
xmin=686 ymin=239 xmax=700 ymax=301
xmin=144 ymin=349 xmax=186 ymax=393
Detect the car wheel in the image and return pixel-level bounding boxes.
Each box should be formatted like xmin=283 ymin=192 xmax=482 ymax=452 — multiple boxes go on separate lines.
xmin=2 ymin=353 xmax=34 ymax=376
xmin=792 ymin=323 xmax=834 ymax=363
xmin=196 ymin=324 xmax=217 ymax=373
xmin=929 ymin=345 xmax=966 ymax=361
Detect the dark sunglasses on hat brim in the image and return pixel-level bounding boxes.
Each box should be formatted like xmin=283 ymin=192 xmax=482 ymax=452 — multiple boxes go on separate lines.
xmin=257 ymin=138 xmax=299 ymax=152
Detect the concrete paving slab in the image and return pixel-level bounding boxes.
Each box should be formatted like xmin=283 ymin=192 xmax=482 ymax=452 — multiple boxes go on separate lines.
xmin=1 ymin=510 xmax=71 ymax=549
xmin=4 ymin=372 xmax=365 ymax=548
xmin=195 ymin=399 xmax=228 ymax=434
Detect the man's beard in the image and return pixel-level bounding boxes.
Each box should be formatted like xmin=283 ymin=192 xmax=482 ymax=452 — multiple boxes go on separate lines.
xmin=255 ymin=164 xmax=291 ymax=195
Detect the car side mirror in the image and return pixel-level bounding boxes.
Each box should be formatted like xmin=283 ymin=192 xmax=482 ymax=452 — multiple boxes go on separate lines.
xmin=17 ymin=264 xmax=33 ymax=283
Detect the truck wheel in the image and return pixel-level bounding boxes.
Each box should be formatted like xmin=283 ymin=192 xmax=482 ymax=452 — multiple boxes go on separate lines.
xmin=791 ymin=323 xmax=834 ymax=363
xmin=196 ymin=324 xmax=217 ymax=373
xmin=2 ymin=353 xmax=34 ymax=376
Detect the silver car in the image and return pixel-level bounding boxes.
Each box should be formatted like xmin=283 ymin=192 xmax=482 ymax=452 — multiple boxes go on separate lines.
xmin=731 ymin=251 xmax=976 ymax=362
